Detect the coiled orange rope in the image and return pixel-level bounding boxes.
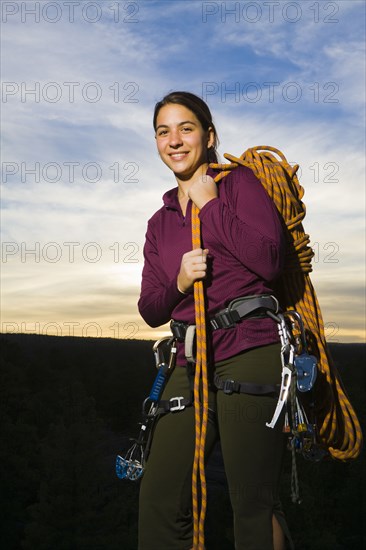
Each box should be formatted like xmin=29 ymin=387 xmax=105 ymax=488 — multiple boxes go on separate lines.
xmin=210 ymin=146 xmax=363 ymax=460
xmin=190 ymin=146 xmax=363 ymax=547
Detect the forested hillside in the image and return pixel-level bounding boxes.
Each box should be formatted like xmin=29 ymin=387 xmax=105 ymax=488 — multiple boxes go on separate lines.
xmin=0 ymin=334 xmax=364 ymax=549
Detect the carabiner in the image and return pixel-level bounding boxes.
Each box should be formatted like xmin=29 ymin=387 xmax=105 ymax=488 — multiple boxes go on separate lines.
xmin=266 ymin=365 xmax=293 ymax=429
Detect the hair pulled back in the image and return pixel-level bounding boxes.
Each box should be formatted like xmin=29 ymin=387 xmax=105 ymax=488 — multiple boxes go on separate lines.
xmin=153 ymin=91 xmax=219 ymax=164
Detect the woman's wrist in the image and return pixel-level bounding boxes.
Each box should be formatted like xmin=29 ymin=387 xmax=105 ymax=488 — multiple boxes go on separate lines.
xmin=177 ymin=280 xmax=189 ymax=295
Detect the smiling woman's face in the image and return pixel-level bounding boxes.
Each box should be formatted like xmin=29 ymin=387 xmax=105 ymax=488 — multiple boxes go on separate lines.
xmin=155 ymin=103 xmax=214 ymax=183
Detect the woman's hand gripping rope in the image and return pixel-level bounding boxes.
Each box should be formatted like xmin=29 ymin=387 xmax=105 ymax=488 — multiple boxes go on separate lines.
xmin=177 ymin=248 xmax=209 ymax=295
xmin=188 ymin=173 xmax=218 ymax=211
xmin=177 ymin=173 xmax=217 ymax=295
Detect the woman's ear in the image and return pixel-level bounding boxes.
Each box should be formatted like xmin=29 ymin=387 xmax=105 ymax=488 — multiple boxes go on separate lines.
xmin=207 ymin=127 xmax=215 ymax=149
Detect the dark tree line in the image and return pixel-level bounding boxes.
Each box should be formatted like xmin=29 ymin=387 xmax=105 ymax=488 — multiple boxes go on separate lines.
xmin=0 ymin=334 xmax=364 ymax=549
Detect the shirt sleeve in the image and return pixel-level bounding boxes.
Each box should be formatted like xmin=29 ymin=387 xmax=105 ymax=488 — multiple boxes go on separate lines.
xmin=138 ymin=219 xmax=187 ymax=328
xmin=199 ymin=166 xmax=285 ymax=282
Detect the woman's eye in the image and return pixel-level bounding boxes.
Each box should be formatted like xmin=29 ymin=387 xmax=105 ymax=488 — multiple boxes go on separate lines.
xmin=157 ymin=130 xmax=168 ymax=136
xmin=181 ymin=127 xmax=192 ymax=133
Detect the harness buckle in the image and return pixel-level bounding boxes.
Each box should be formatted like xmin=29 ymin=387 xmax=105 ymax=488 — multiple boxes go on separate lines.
xmin=170 ymin=321 xmax=187 ymax=342
xmin=211 ymin=309 xmax=240 ymax=330
xmin=169 ymin=396 xmax=186 ymax=412
xmin=223 ymin=379 xmax=235 ymax=395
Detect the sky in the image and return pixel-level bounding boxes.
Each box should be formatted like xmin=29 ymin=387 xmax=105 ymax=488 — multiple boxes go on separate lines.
xmin=1 ymin=0 xmax=365 ymax=343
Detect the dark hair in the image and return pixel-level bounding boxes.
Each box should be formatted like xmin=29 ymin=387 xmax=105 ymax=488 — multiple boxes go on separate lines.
xmin=153 ymin=91 xmax=219 ymax=163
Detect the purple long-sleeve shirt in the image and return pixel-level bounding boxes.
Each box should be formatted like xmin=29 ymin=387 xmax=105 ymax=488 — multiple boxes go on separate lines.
xmin=138 ymin=165 xmax=285 ymax=366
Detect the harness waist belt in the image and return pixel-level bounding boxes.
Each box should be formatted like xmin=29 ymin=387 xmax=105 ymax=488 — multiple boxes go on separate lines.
xmin=171 ymin=294 xmax=279 ymax=341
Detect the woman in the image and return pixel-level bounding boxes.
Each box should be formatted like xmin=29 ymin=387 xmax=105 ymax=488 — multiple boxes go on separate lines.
xmin=138 ymin=91 xmax=291 ymax=549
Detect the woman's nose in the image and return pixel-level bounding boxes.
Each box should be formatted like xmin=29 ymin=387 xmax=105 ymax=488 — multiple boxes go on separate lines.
xmin=169 ymin=129 xmax=183 ymax=147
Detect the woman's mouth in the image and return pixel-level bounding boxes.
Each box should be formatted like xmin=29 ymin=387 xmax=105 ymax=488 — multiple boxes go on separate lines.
xmin=169 ymin=152 xmax=189 ymax=161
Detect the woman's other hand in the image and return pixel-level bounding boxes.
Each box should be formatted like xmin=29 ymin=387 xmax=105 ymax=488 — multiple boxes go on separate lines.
xmin=177 ymin=248 xmax=209 ymax=294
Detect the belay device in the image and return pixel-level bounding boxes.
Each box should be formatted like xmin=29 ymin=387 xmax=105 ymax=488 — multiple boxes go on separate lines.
xmin=116 ymin=336 xmax=176 ymax=481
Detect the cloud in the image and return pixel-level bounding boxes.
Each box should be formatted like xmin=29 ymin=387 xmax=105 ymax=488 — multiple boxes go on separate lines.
xmin=203 ymin=0 xmax=365 ymax=118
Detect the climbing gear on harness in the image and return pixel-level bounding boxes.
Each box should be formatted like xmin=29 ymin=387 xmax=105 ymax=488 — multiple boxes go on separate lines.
xmin=287 ymin=310 xmax=318 ymax=392
xmin=115 ymin=336 xmax=176 ymax=481
xmin=265 ymin=310 xmax=320 ymax=436
xmin=210 ymin=304 xmax=324 ymax=503
xmin=264 ymin=309 xmax=326 ymax=501
xmin=265 ymin=312 xmax=296 ymax=429
xmin=143 ymin=336 xmax=177 ymax=419
xmin=209 ymin=146 xmax=362 ymax=461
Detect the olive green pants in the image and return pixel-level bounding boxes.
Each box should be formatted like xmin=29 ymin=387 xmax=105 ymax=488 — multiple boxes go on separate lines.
xmin=138 ymin=343 xmax=291 ymax=550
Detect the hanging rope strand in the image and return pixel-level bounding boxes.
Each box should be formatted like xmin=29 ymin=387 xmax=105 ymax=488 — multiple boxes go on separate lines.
xmin=191 ymin=203 xmax=209 ymax=549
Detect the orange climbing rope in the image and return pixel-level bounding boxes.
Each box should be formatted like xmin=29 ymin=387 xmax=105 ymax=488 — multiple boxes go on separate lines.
xmin=209 ymin=146 xmax=363 ymax=460
xmin=191 ymin=203 xmax=209 ymax=549
xmin=190 ymin=146 xmax=363 ymax=547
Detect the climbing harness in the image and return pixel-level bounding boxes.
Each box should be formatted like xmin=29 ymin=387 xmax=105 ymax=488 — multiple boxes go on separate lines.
xmin=172 ymin=294 xmax=279 ymax=333
xmin=171 ymin=294 xmax=279 ymax=359
xmin=115 ymin=336 xmax=176 ymax=481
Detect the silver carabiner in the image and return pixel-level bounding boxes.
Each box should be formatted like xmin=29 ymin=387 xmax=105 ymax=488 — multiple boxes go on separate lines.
xmin=266 ymin=365 xmax=293 ymax=429
xmin=153 ymin=336 xmax=173 ymax=369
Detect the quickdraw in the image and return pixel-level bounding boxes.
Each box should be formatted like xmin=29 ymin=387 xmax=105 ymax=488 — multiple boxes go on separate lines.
xmin=116 ymin=336 xmax=176 ymax=481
